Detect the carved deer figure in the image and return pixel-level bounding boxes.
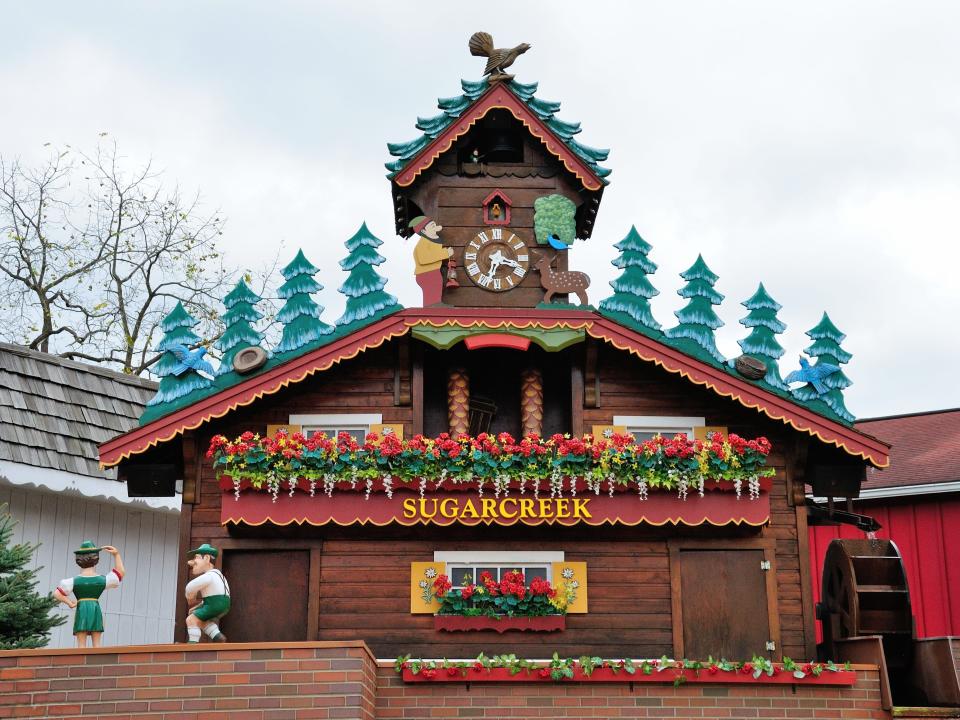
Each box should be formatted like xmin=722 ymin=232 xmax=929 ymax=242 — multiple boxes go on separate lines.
xmin=531 ymin=250 xmax=591 ymax=306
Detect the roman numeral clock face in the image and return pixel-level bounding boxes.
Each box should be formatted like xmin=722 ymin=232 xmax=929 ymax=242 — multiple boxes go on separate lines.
xmin=463 ymin=228 xmax=530 ymax=292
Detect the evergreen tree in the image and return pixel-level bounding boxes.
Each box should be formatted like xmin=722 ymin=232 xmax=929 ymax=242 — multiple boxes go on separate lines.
xmin=736 ymin=283 xmax=788 ymax=390
xmin=598 ymin=226 xmax=661 ymax=331
xmin=663 ymin=255 xmax=726 ymax=363
xmin=274 ymin=250 xmax=334 ymax=355
xmin=0 ymin=505 xmax=64 ymax=649
xmin=215 ymin=279 xmax=266 ymax=376
xmin=792 ymin=312 xmax=855 ymax=422
xmin=336 ymin=223 xmax=402 ymax=327
xmin=148 ymin=302 xmax=211 ymax=406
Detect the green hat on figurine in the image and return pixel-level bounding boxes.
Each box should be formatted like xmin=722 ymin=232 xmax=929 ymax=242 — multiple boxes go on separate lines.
xmin=187 ymin=543 xmax=219 ymax=559
xmin=73 ymin=540 xmax=101 ymax=554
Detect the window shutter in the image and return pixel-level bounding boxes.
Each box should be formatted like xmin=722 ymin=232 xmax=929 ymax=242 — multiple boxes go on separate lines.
xmin=591 ymin=425 xmax=627 ymax=439
xmin=551 ymin=561 xmax=588 ymax=613
xmin=370 ymin=423 xmax=404 ymax=440
xmin=410 ymin=562 xmax=446 ymax=614
xmin=693 ymin=426 xmax=727 ymax=441
xmin=266 ymin=424 xmax=302 ymax=437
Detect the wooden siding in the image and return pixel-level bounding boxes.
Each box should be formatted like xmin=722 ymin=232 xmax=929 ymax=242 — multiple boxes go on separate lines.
xmin=180 ymin=337 xmax=814 ymax=660
xmin=0 ymin=483 xmax=179 ymax=647
xmin=809 ymin=494 xmax=960 ymax=640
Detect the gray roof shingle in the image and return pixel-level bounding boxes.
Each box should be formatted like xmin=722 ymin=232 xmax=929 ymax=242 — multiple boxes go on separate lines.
xmin=0 ymin=343 xmax=156 ymax=479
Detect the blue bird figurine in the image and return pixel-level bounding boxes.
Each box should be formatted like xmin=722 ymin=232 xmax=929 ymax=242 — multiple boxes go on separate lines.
xmin=169 ymin=344 xmax=215 ymax=377
xmin=546 ymin=233 xmax=568 ymax=251
xmin=784 ymin=357 xmax=840 ymax=395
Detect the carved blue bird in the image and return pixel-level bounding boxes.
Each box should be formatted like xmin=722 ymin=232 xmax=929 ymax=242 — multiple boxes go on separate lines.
xmin=784 ymin=357 xmax=840 ymax=395
xmin=169 ymin=344 xmax=215 ymax=377
xmin=547 ymin=233 xmax=568 ymax=251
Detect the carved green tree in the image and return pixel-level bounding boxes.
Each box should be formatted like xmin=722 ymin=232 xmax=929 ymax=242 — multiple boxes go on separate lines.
xmin=148 ymin=302 xmax=211 ymax=406
xmin=736 ymin=283 xmax=788 ymax=390
xmin=275 ymin=250 xmax=333 ymax=355
xmin=336 ymin=223 xmax=402 ymax=327
xmin=598 ymin=226 xmax=661 ymax=332
xmin=664 ymin=255 xmax=725 ymax=363
xmin=215 ymin=279 xmax=266 ymax=376
xmin=0 ymin=505 xmax=64 ymax=649
xmin=792 ymin=313 xmax=855 ymax=422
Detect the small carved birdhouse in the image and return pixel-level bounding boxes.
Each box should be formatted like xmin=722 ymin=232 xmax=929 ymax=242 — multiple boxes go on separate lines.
xmin=482 ymin=190 xmax=512 ymax=226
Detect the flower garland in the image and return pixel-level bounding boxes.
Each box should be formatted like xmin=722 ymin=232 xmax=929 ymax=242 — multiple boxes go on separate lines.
xmin=208 ymin=430 xmax=774 ymax=501
xmin=395 ymin=652 xmax=850 ymax=685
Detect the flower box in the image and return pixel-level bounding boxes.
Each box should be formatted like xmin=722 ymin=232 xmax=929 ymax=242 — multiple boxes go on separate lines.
xmin=400 ymin=665 xmax=858 ymax=686
xmin=434 ymin=615 xmax=565 ymax=633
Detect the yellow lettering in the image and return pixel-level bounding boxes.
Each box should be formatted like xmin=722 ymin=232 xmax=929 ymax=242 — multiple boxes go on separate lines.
xmin=538 ymin=499 xmax=553 ymax=518
xmin=460 ymin=499 xmax=480 ymax=519
xmin=500 ymin=497 xmax=518 ymax=520
xmin=419 ymin=498 xmax=438 ymax=520
xmin=572 ymin=498 xmax=592 ymax=519
xmin=402 ymin=498 xmax=417 ymax=519
xmin=440 ymin=498 xmax=458 ymax=519
xmin=519 ymin=498 xmax=535 ymax=519
xmin=481 ymin=498 xmax=498 ymax=518
xmin=555 ymin=498 xmax=570 ymax=518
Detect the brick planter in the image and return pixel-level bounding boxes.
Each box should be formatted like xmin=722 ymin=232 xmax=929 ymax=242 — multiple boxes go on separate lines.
xmin=433 ymin=615 xmax=566 ymax=632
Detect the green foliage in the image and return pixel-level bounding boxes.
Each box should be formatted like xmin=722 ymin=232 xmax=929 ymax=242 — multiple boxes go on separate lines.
xmin=598 ymin=226 xmax=661 ymax=331
xmin=336 ymin=223 xmax=401 ymax=327
xmin=533 ymin=194 xmax=577 ymax=246
xmin=0 ymin=505 xmax=64 ymax=649
xmin=664 ymin=255 xmax=726 ymax=364
xmin=736 ymin=283 xmax=788 ymax=390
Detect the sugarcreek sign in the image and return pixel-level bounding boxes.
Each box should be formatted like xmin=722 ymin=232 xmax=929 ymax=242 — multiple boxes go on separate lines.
xmin=220 ymin=483 xmax=772 ymax=528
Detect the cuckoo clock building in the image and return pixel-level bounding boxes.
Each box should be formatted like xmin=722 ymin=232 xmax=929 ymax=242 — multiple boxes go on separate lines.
xmin=59 ymin=37 xmax=956 ymax=719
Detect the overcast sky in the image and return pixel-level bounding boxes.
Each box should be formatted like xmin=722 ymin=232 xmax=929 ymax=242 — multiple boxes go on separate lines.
xmin=3 ymin=1 xmax=958 ymax=419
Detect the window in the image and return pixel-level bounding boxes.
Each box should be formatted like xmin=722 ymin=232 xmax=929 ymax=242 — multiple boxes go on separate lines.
xmin=613 ymin=415 xmax=705 ymax=443
xmin=434 ymin=551 xmax=562 ymax=589
xmin=289 ymin=413 xmax=382 ymax=444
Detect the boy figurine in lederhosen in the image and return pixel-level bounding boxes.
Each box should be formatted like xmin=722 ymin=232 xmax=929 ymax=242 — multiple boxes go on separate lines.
xmin=53 ymin=541 xmax=125 ymax=648
xmin=184 ymin=543 xmax=231 ymax=643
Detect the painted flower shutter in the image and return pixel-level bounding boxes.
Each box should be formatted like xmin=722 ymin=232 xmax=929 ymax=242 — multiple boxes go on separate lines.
xmin=410 ymin=561 xmax=446 ymax=614
xmin=552 ymin=561 xmax=588 ymax=613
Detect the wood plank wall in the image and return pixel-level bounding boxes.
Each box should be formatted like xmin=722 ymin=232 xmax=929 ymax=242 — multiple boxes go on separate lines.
xmin=0 ymin=483 xmax=180 ymax=647
xmin=181 ymin=338 xmax=813 ymax=659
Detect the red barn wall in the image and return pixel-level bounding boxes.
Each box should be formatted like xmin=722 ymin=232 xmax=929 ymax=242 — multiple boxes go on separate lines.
xmin=808 ymin=494 xmax=960 ymax=640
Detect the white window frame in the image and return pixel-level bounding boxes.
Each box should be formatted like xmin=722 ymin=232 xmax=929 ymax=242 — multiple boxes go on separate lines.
xmin=434 ymin=551 xmax=563 ymax=589
xmin=613 ymin=415 xmax=705 ymax=442
xmin=289 ymin=413 xmax=382 ymax=442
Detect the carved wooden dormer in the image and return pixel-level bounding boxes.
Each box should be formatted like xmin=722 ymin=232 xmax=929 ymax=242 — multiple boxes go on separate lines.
xmin=388 ymin=80 xmax=609 ymax=308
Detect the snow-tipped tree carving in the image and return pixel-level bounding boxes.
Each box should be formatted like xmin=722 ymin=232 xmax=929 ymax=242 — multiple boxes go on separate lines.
xmin=791 ymin=313 xmax=855 ymax=422
xmin=736 ymin=283 xmax=788 ymax=390
xmin=275 ymin=250 xmax=333 ymax=355
xmin=148 ymin=302 xmax=212 ymax=406
xmin=336 ymin=223 xmax=402 ymax=327
xmin=215 ymin=279 xmax=266 ymax=376
xmin=663 ymin=255 xmax=725 ymax=364
xmin=598 ymin=226 xmax=661 ymax=332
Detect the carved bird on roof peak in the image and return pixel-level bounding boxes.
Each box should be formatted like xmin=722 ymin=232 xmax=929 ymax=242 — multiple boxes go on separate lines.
xmin=784 ymin=356 xmax=840 ymax=395
xmin=469 ymin=32 xmax=531 ymax=82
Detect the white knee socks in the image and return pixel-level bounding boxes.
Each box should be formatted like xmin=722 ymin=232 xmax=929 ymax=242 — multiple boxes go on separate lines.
xmin=187 ymin=627 xmax=202 ymax=643
xmin=203 ymin=623 xmax=221 ymax=640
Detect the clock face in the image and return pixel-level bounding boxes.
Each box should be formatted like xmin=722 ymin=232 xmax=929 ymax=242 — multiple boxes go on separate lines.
xmin=463 ymin=227 xmax=530 ymax=292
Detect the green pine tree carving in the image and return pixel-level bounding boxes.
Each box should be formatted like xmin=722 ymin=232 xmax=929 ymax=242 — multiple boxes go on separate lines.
xmin=663 ymin=255 xmax=726 ymax=363
xmin=0 ymin=505 xmax=64 ymax=649
xmin=736 ymin=283 xmax=788 ymax=390
xmin=275 ymin=250 xmax=334 ymax=355
xmin=792 ymin=312 xmax=855 ymax=422
xmin=148 ymin=302 xmax=212 ymax=406
xmin=598 ymin=226 xmax=661 ymax=332
xmin=215 ymin=279 xmax=266 ymax=376
xmin=336 ymin=223 xmax=402 ymax=327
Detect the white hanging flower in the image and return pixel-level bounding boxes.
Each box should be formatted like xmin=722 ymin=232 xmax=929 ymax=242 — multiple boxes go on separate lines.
xmin=419 ymin=477 xmax=428 ymax=499
xmin=637 ymin=478 xmax=648 ymax=501
xmin=364 ymin=477 xmax=374 ymax=501
xmin=288 ymin=477 xmax=297 ymax=497
xmin=309 ymin=478 xmax=316 ymax=498
xmin=733 ymin=478 xmax=743 ymax=499
xmin=233 ymin=477 xmax=241 ymax=502
xmin=748 ymin=476 xmax=761 ymax=501
xmin=383 ymin=474 xmax=394 ymax=500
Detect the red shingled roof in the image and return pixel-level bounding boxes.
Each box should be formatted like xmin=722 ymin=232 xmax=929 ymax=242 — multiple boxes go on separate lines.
xmin=858 ymin=408 xmax=960 ymax=489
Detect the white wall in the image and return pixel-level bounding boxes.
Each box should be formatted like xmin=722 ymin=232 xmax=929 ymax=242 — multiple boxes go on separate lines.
xmin=0 ymin=483 xmax=180 ymax=648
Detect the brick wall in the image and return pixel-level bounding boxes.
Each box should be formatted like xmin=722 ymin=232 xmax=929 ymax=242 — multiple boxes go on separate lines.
xmin=0 ymin=642 xmax=377 ymax=720
xmin=374 ymin=665 xmax=890 ymax=720
xmin=0 ymin=642 xmax=889 ymax=720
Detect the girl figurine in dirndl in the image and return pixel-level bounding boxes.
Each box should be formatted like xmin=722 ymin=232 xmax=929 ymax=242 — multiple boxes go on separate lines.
xmin=53 ymin=541 xmax=125 ymax=648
